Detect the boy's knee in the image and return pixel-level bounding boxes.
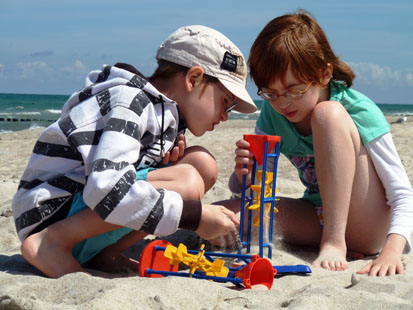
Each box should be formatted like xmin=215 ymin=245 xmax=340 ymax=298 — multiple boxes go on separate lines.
xmin=176 ymin=164 xmax=205 ymax=199
xmin=181 ymin=145 xmax=218 ymax=191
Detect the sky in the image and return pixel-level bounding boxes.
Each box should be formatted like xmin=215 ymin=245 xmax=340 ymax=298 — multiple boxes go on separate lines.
xmin=1 ymin=0 xmax=412 ymax=104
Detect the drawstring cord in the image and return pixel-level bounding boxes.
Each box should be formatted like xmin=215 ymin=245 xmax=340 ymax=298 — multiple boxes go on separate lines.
xmin=159 ymin=95 xmax=165 ymax=157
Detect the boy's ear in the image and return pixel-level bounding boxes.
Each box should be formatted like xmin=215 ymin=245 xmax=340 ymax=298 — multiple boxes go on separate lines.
xmin=185 ymin=66 xmax=205 ymax=91
xmin=319 ymin=63 xmax=333 ymax=86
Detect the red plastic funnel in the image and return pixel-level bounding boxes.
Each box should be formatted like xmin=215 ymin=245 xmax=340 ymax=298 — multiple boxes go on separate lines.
xmin=139 ymin=240 xmax=179 ymax=278
xmin=234 ymin=255 xmax=277 ymax=289
xmin=243 ymin=135 xmax=281 ymax=166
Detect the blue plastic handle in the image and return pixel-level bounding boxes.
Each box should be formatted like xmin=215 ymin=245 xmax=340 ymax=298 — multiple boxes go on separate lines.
xmin=273 ymin=265 xmax=312 ymax=274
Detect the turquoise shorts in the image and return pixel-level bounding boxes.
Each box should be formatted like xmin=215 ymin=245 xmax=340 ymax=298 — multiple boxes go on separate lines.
xmin=69 ymin=166 xmax=157 ymax=265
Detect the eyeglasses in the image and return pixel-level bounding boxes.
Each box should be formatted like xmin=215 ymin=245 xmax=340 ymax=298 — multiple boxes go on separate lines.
xmin=257 ymin=82 xmax=313 ymax=101
xmin=217 ymin=83 xmax=237 ymax=113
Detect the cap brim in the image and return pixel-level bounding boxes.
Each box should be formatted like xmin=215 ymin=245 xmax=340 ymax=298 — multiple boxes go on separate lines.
xmin=220 ymin=79 xmax=257 ymax=114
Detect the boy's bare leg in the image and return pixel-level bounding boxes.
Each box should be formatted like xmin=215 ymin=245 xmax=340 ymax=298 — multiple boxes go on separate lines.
xmin=22 ymin=146 xmax=217 ymax=278
xmin=147 ymin=146 xmax=218 ymax=200
xmin=310 ymin=102 xmax=390 ymax=271
xmin=91 ymin=147 xmax=217 ymax=269
xmin=90 ymin=230 xmax=148 ymax=273
xmin=21 ymin=208 xmax=123 ymax=278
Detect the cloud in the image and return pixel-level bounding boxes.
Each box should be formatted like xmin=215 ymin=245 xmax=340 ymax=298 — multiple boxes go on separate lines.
xmin=347 ymin=62 xmax=413 ymax=87
xmin=0 ymin=60 xmax=89 ymax=83
xmin=60 ymin=60 xmax=88 ymax=78
xmin=27 ymin=51 xmax=54 ymax=58
xmin=15 ymin=61 xmax=53 ymax=80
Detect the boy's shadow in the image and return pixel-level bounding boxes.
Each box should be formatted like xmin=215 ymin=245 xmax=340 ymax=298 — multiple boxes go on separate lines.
xmin=0 ymin=253 xmax=45 ymax=276
xmin=124 ymin=229 xmax=203 ymax=262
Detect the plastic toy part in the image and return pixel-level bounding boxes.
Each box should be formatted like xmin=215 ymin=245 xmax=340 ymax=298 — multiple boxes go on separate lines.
xmin=139 ymin=240 xmax=179 ymax=278
xmin=139 ymin=241 xmax=311 ymax=289
xmin=248 ymin=171 xmax=279 ymax=227
xmin=164 ymin=243 xmax=229 ymax=277
xmin=139 ymin=241 xmax=279 ymax=289
xmin=234 ymin=255 xmax=277 ymax=289
xmin=243 ymin=134 xmax=281 ymax=166
xmin=239 ymin=134 xmax=281 ymax=259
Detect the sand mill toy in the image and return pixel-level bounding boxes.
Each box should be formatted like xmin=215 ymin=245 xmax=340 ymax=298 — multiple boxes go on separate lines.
xmin=139 ymin=135 xmax=311 ymax=289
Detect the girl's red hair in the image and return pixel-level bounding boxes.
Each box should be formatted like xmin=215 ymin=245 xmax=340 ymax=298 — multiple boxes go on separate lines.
xmin=249 ymin=10 xmax=355 ymax=89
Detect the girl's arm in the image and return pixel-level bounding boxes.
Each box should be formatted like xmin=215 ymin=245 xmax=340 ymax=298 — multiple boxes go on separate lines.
xmin=358 ymin=132 xmax=413 ymax=275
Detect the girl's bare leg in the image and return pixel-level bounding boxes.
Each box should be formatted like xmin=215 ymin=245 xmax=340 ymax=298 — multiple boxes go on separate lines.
xmin=310 ymin=101 xmax=390 ymax=271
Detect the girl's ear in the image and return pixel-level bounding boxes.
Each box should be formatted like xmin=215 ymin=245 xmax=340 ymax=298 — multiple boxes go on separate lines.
xmin=319 ymin=63 xmax=333 ymax=86
xmin=185 ymin=66 xmax=205 ymax=92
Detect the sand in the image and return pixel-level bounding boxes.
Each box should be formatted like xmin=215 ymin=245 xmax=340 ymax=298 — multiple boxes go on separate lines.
xmin=0 ymin=117 xmax=412 ymax=309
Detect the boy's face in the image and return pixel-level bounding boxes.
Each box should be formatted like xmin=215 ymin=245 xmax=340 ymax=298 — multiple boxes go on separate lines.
xmin=184 ymin=82 xmax=235 ymax=137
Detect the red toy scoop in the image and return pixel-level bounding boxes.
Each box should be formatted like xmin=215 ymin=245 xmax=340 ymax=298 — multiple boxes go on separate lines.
xmin=234 ymin=255 xmax=277 ymax=289
xmin=243 ymin=135 xmax=281 ymax=166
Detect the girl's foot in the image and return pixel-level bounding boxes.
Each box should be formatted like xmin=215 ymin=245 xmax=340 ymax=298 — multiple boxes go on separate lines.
xmin=312 ymin=244 xmax=348 ymax=271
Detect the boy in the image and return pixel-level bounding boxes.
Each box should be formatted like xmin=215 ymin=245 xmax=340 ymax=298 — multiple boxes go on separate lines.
xmin=12 ymin=25 xmax=257 ymax=278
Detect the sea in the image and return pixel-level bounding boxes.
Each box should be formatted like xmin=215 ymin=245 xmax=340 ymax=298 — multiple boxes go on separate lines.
xmin=1 ymin=93 xmax=412 ymax=133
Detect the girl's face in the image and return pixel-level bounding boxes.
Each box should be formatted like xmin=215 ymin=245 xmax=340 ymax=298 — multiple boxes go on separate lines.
xmin=260 ymin=67 xmax=330 ymax=134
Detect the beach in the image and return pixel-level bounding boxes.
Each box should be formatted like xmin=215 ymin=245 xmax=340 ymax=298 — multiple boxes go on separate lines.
xmin=0 ymin=117 xmax=412 ymax=309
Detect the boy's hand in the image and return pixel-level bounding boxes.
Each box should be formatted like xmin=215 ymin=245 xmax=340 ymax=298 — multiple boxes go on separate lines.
xmin=162 ymin=134 xmax=186 ymax=165
xmin=195 ymin=204 xmax=239 ymax=240
xmin=234 ymin=139 xmax=254 ymax=185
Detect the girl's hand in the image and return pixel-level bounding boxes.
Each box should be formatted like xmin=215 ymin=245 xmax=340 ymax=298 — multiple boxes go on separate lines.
xmin=195 ymin=204 xmax=239 ymax=240
xmin=357 ymin=234 xmax=406 ymax=276
xmin=234 ymin=139 xmax=254 ymax=185
xmin=162 ymin=134 xmax=186 ymax=165
xmin=357 ymin=250 xmax=404 ymax=276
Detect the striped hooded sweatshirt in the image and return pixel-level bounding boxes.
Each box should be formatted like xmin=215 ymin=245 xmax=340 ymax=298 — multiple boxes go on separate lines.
xmin=12 ymin=64 xmax=201 ymax=242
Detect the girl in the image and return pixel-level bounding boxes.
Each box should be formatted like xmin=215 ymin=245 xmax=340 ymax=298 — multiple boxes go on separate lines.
xmin=229 ymin=10 xmax=413 ymax=276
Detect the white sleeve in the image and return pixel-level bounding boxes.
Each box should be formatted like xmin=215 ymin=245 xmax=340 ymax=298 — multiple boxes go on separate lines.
xmin=366 ymin=133 xmax=413 ymax=253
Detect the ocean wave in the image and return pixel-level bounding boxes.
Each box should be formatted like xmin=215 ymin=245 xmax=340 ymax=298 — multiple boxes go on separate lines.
xmin=0 ymin=123 xmax=46 ymax=134
xmin=386 ymin=112 xmax=413 ymax=116
xmin=231 ymin=110 xmax=260 ymax=115
xmin=5 ymin=106 xmax=24 ymax=110
xmin=29 ymin=123 xmax=46 ymax=130
xmin=45 ymin=109 xmax=62 ymax=114
xmin=0 ymin=111 xmax=41 ymax=116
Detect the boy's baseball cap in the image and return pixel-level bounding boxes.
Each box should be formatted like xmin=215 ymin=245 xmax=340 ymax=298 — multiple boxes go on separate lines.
xmin=156 ymin=25 xmax=257 ymax=114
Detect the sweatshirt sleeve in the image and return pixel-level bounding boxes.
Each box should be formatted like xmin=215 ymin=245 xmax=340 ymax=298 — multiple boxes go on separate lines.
xmin=79 ymin=99 xmax=188 ymax=236
xmin=366 ymin=133 xmax=413 ymax=253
